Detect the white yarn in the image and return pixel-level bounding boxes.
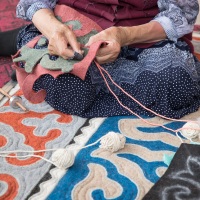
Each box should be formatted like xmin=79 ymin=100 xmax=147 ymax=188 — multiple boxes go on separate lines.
xmin=0 ymin=149 xmax=75 ymax=170
xmin=0 ymin=132 xmax=126 ymax=169
xmin=99 ymin=131 xmax=126 ymax=152
xmin=51 ymin=149 xmax=75 ymax=170
xmin=175 ymin=132 xmax=184 ymax=143
xmin=180 ymin=122 xmax=200 ymax=140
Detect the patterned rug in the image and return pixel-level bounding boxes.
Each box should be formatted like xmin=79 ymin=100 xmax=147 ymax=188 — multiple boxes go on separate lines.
xmin=1 ymin=86 xmax=200 ymax=200
xmin=28 ymin=111 xmax=200 ymax=200
xmin=0 ymin=0 xmax=29 ymax=88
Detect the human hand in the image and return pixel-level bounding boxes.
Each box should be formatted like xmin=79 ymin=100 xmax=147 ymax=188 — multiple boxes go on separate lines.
xmin=32 ymin=9 xmax=84 ymax=60
xmin=48 ymin=24 xmax=83 ymax=59
xmin=85 ymin=22 xmax=167 ymax=64
xmin=32 ymin=9 xmax=83 ymax=59
xmin=85 ymin=27 xmax=125 ymax=64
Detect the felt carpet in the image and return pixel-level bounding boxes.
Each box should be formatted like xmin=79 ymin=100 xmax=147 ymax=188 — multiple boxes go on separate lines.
xmin=26 ymin=110 xmax=200 ymax=200
xmin=0 ymin=89 xmax=87 ymax=200
xmin=0 ymin=0 xmax=29 ymax=88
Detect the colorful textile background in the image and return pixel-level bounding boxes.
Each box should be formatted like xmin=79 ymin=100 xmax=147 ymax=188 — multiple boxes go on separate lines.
xmin=45 ymin=115 xmax=200 ymax=200
xmin=46 ymin=116 xmax=182 ymax=200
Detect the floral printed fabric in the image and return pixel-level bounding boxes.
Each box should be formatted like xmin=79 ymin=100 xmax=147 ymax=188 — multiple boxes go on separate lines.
xmin=16 ymin=0 xmax=199 ymax=42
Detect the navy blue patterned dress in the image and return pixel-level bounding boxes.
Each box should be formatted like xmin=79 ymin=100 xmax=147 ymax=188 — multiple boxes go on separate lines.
xmin=16 ymin=0 xmax=200 ymax=118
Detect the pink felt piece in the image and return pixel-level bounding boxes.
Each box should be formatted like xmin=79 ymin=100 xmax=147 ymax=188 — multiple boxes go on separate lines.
xmin=71 ymin=41 xmax=104 ymax=80
xmin=54 ymin=5 xmax=102 ymax=37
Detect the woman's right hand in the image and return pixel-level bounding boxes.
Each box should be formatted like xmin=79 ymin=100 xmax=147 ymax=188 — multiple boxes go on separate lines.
xmin=32 ymin=9 xmax=83 ymax=59
xmin=47 ymin=23 xmax=83 ymax=59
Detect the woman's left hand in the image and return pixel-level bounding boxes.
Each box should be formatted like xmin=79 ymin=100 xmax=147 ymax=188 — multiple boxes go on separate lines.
xmin=85 ymin=27 xmax=124 ymax=64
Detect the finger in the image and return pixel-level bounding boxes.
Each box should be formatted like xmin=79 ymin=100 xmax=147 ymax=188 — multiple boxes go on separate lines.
xmin=48 ymin=46 xmax=54 ymax=55
xmin=49 ymin=43 xmax=83 ymax=61
xmin=48 ymin=43 xmax=73 ymax=59
xmin=95 ymin=54 xmax=117 ymax=64
xmin=61 ymin=47 xmax=74 ymax=59
xmin=54 ymin=38 xmax=75 ymax=59
xmin=95 ymin=42 xmax=120 ymax=64
xmin=66 ymin=31 xmax=83 ymax=55
xmin=48 ymin=45 xmax=58 ymax=56
xmin=95 ymin=56 xmax=112 ymax=64
xmin=96 ymin=45 xmax=111 ymax=57
xmin=85 ymin=34 xmax=102 ymax=46
xmin=96 ymin=41 xmax=117 ymax=57
xmin=85 ymin=35 xmax=96 ymax=46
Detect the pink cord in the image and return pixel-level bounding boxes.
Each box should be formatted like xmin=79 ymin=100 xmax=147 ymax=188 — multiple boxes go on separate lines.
xmin=94 ymin=60 xmax=200 ymax=133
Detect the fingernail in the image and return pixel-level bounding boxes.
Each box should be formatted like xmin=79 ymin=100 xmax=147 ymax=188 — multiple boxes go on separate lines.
xmin=74 ymin=52 xmax=84 ymax=60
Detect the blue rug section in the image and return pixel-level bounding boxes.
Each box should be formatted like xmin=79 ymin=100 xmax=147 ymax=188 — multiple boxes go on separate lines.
xmin=47 ymin=116 xmax=184 ymax=200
